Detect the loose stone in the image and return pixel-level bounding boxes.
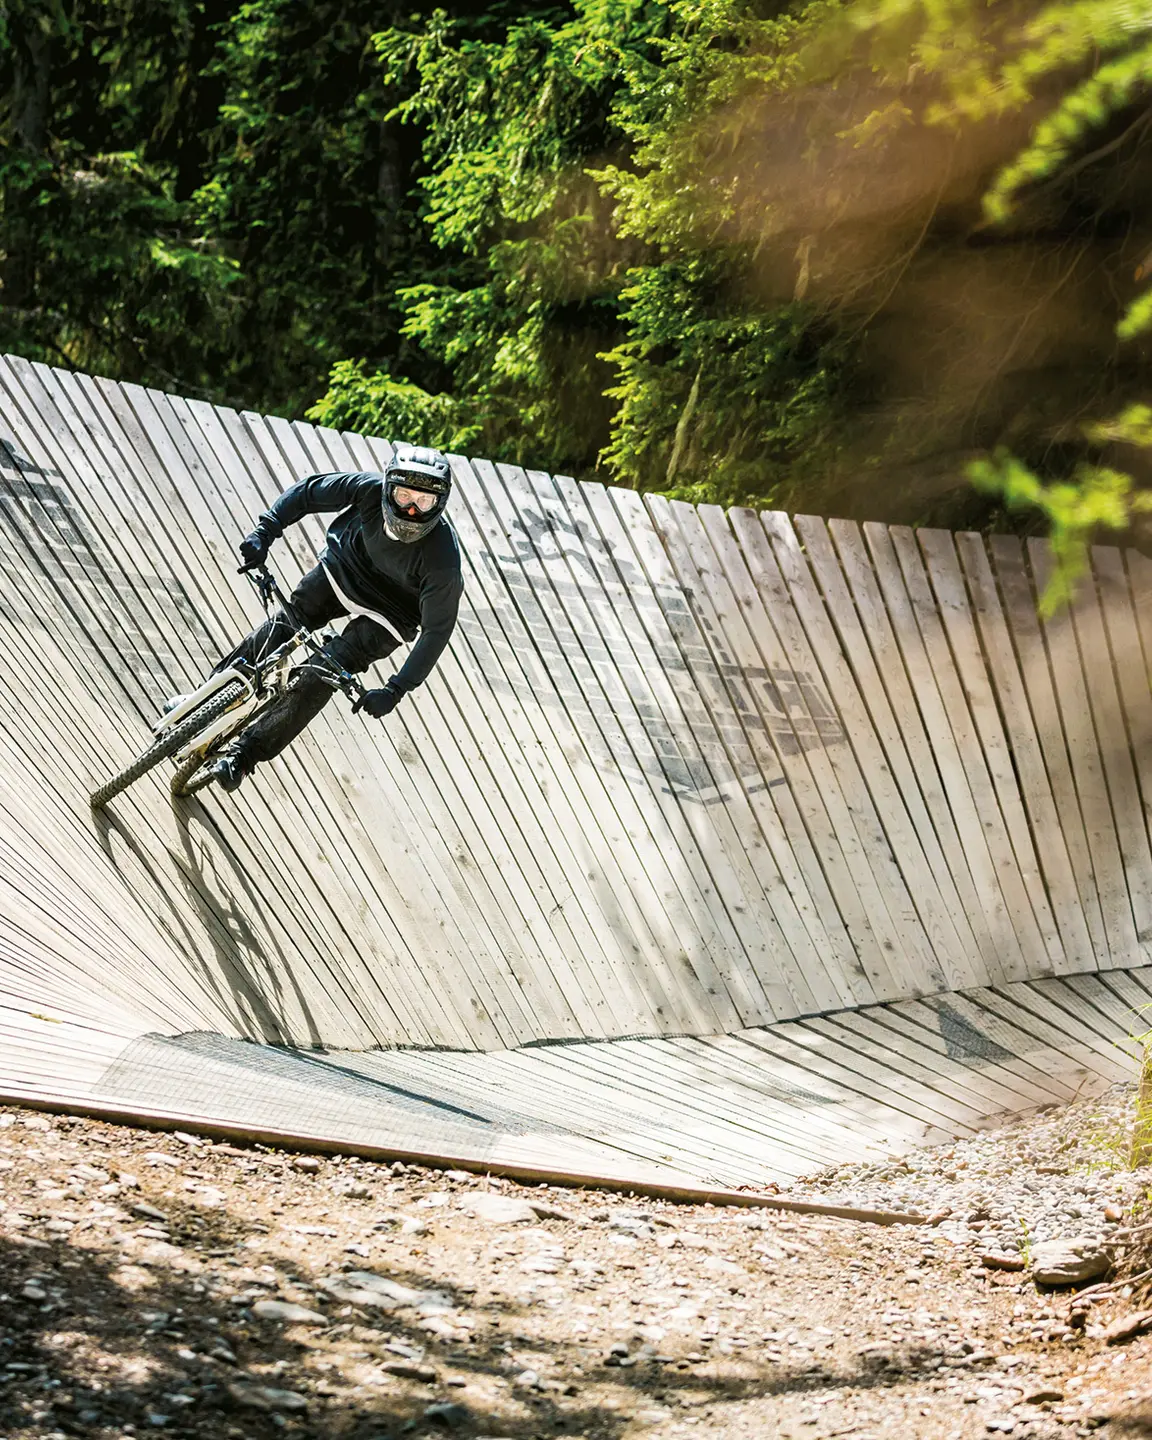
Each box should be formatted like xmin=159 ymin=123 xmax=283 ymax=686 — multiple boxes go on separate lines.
xmin=458 ymin=1193 xmax=538 ymax=1225
xmin=226 ymin=1381 xmax=308 ymax=1412
xmin=1030 ymin=1238 xmax=1112 ymax=1286
xmin=251 ymin=1299 xmax=328 ymax=1325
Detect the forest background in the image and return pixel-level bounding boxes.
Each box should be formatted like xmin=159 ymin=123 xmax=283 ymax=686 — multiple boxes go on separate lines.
xmin=4 ymin=0 xmax=1152 ymax=569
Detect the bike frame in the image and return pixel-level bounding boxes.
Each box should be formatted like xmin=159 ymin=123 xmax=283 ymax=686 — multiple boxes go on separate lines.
xmin=153 ymin=567 xmax=366 ymax=764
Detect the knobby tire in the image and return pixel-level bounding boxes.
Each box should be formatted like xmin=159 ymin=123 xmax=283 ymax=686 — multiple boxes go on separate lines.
xmin=170 ymin=750 xmax=215 ymax=798
xmin=89 ymin=681 xmax=246 ymax=809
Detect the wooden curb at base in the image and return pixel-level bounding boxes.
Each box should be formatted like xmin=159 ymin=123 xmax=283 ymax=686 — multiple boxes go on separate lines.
xmin=0 ymin=1087 xmax=927 ymax=1228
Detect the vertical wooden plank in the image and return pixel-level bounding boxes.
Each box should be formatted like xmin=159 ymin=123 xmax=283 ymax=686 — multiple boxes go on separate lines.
xmin=917 ymin=530 xmax=1067 ymax=973
xmin=871 ymin=522 xmax=1044 ymax=976
xmin=882 ymin=525 xmax=1053 ymax=977
xmin=1027 ymin=537 xmax=1142 ymax=967
xmin=642 ymin=492 xmax=874 ymax=1010
xmin=1062 ymin=547 xmax=1152 ymax=947
xmin=794 ymin=515 xmax=994 ymax=985
xmin=954 ymin=533 xmax=1096 ymax=972
xmin=465 ymin=458 xmax=756 ymax=1025
xmin=457 ymin=473 xmax=705 ymax=1031
xmin=435 ymin=451 xmax=737 ymax=1031
xmin=543 ymin=473 xmax=766 ymax=1008
xmin=697 ymin=503 xmax=934 ymax=1000
xmin=742 ymin=511 xmax=978 ymax=991
xmin=828 ymin=520 xmax=1025 ymax=980
xmin=1093 ymin=545 xmax=1152 ymax=963
xmin=989 ymin=536 xmax=1117 ymax=966
xmin=593 ymin=485 xmax=857 ymax=1012
xmin=485 ymin=462 xmax=736 ymax=1028
xmin=573 ymin=479 xmax=849 ymax=1016
xmin=517 ymin=466 xmax=754 ymax=1029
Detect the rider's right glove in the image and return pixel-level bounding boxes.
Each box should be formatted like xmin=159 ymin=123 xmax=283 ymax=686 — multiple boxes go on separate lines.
xmin=238 ymin=529 xmax=270 ymax=570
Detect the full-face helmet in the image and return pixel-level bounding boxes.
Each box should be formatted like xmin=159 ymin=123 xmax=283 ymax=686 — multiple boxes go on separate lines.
xmin=382 ymin=444 xmax=452 ymax=543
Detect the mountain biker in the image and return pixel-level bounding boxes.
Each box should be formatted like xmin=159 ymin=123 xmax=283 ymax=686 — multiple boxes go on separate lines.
xmin=188 ymin=444 xmax=463 ymax=792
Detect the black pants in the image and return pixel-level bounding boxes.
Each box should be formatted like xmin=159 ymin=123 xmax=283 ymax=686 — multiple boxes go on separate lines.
xmin=214 ymin=565 xmax=401 ymax=767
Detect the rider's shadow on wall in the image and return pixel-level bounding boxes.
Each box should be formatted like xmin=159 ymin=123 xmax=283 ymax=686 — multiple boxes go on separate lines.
xmin=89 ymin=797 xmax=325 ymax=1051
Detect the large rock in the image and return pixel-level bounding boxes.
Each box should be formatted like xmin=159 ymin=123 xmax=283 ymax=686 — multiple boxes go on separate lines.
xmin=1030 ymin=1237 xmax=1111 ymax=1286
xmin=227 ymin=1382 xmax=308 ymax=1412
xmin=458 ymin=1192 xmax=539 ymax=1225
xmin=251 ymin=1299 xmax=328 ymax=1325
xmin=318 ymin=1270 xmax=454 ymax=1315
xmin=1104 ymin=1310 xmax=1152 ymax=1344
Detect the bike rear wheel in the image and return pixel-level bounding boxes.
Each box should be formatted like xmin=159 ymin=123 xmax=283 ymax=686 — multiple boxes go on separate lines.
xmin=89 ymin=681 xmax=246 ymax=809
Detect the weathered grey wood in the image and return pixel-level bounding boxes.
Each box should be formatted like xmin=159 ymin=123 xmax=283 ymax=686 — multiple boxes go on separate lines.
xmin=544 ymin=473 xmax=753 ymax=1027
xmin=954 ymin=533 xmax=1093 ymax=972
xmin=821 ymin=520 xmax=1006 ymax=980
xmin=889 ymin=525 xmax=1055 ymax=977
xmin=918 ymin=529 xmax=1066 ymax=973
xmin=668 ymin=500 xmax=870 ymax=1010
xmin=444 ymin=454 xmax=704 ymax=1032
xmin=698 ymin=503 xmax=922 ymax=1003
xmin=989 ymin=537 xmax=1117 ymax=965
xmin=754 ymin=511 xmax=968 ymax=990
xmin=9 ymin=350 xmax=1152 ymax=1177
xmin=859 ymin=523 xmax=1032 ymax=980
xmin=1028 ymin=538 xmax=1141 ymax=967
xmin=794 ymin=516 xmax=990 ymax=987
xmin=642 ymin=493 xmax=862 ymax=1013
xmin=489 ymin=462 xmax=737 ymax=1028
xmin=1093 ymin=546 xmax=1152 ymax=961
xmin=603 ymin=486 xmax=848 ymax=1017
xmin=1063 ymin=552 xmax=1152 ymax=945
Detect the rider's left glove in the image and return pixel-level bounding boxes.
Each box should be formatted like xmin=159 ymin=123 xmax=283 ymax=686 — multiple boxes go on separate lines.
xmin=238 ymin=530 xmax=270 ymax=570
xmin=352 ymin=683 xmax=402 ymax=719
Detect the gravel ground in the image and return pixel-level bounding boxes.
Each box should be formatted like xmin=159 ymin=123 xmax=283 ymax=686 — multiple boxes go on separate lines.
xmin=2 ymin=1086 xmax=1152 ymax=1440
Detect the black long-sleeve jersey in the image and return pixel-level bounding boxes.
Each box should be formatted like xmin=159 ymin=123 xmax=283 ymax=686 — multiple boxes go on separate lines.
xmin=255 ymin=470 xmax=464 ymax=695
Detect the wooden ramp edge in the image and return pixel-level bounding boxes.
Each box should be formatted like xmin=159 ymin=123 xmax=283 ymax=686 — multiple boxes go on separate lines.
xmin=0 ymin=969 xmax=1143 ymax=1190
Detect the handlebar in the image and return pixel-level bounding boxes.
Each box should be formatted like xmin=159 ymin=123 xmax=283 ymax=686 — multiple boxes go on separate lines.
xmin=240 ymin=564 xmax=367 ymax=703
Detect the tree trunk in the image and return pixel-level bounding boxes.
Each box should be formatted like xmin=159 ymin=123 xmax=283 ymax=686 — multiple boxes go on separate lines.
xmin=3 ymin=7 xmax=52 ymax=311
xmin=666 ymin=365 xmax=703 ymax=488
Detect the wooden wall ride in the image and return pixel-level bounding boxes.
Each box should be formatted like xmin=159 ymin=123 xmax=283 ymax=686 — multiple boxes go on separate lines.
xmin=1 ymin=355 xmax=1150 ymax=1057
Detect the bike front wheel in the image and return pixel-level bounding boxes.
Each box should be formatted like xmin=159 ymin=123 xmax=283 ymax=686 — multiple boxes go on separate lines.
xmin=170 ymin=749 xmax=216 ymax=798
xmin=89 ymin=681 xmax=247 ymax=809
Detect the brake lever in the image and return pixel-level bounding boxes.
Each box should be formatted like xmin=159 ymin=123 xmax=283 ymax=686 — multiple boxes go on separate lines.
xmin=240 ymin=564 xmax=277 ymax=609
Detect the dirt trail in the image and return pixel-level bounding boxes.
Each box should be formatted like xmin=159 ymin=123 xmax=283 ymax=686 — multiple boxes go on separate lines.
xmin=1 ymin=1088 xmax=1150 ymax=1440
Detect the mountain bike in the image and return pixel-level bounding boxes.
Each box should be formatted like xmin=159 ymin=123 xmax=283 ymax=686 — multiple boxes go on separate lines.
xmin=89 ymin=566 xmax=364 ymax=808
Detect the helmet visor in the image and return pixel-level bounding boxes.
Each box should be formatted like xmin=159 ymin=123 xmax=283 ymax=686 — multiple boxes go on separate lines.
xmin=391 ymin=485 xmax=441 ymax=514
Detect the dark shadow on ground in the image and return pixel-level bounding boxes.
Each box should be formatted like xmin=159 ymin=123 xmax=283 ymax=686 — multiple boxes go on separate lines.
xmin=0 ymin=1127 xmax=941 ymax=1440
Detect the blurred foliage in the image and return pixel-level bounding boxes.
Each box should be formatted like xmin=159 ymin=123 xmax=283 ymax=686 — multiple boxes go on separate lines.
xmin=601 ymin=259 xmax=852 ymax=505
xmin=3 ymin=0 xmax=1152 ymax=539
xmin=972 ymin=446 xmax=1152 ymax=612
xmin=806 ymin=0 xmax=1152 ymax=592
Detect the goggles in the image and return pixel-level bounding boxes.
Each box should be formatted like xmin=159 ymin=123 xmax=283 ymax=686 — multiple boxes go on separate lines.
xmin=390 ymin=484 xmax=441 ymax=514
